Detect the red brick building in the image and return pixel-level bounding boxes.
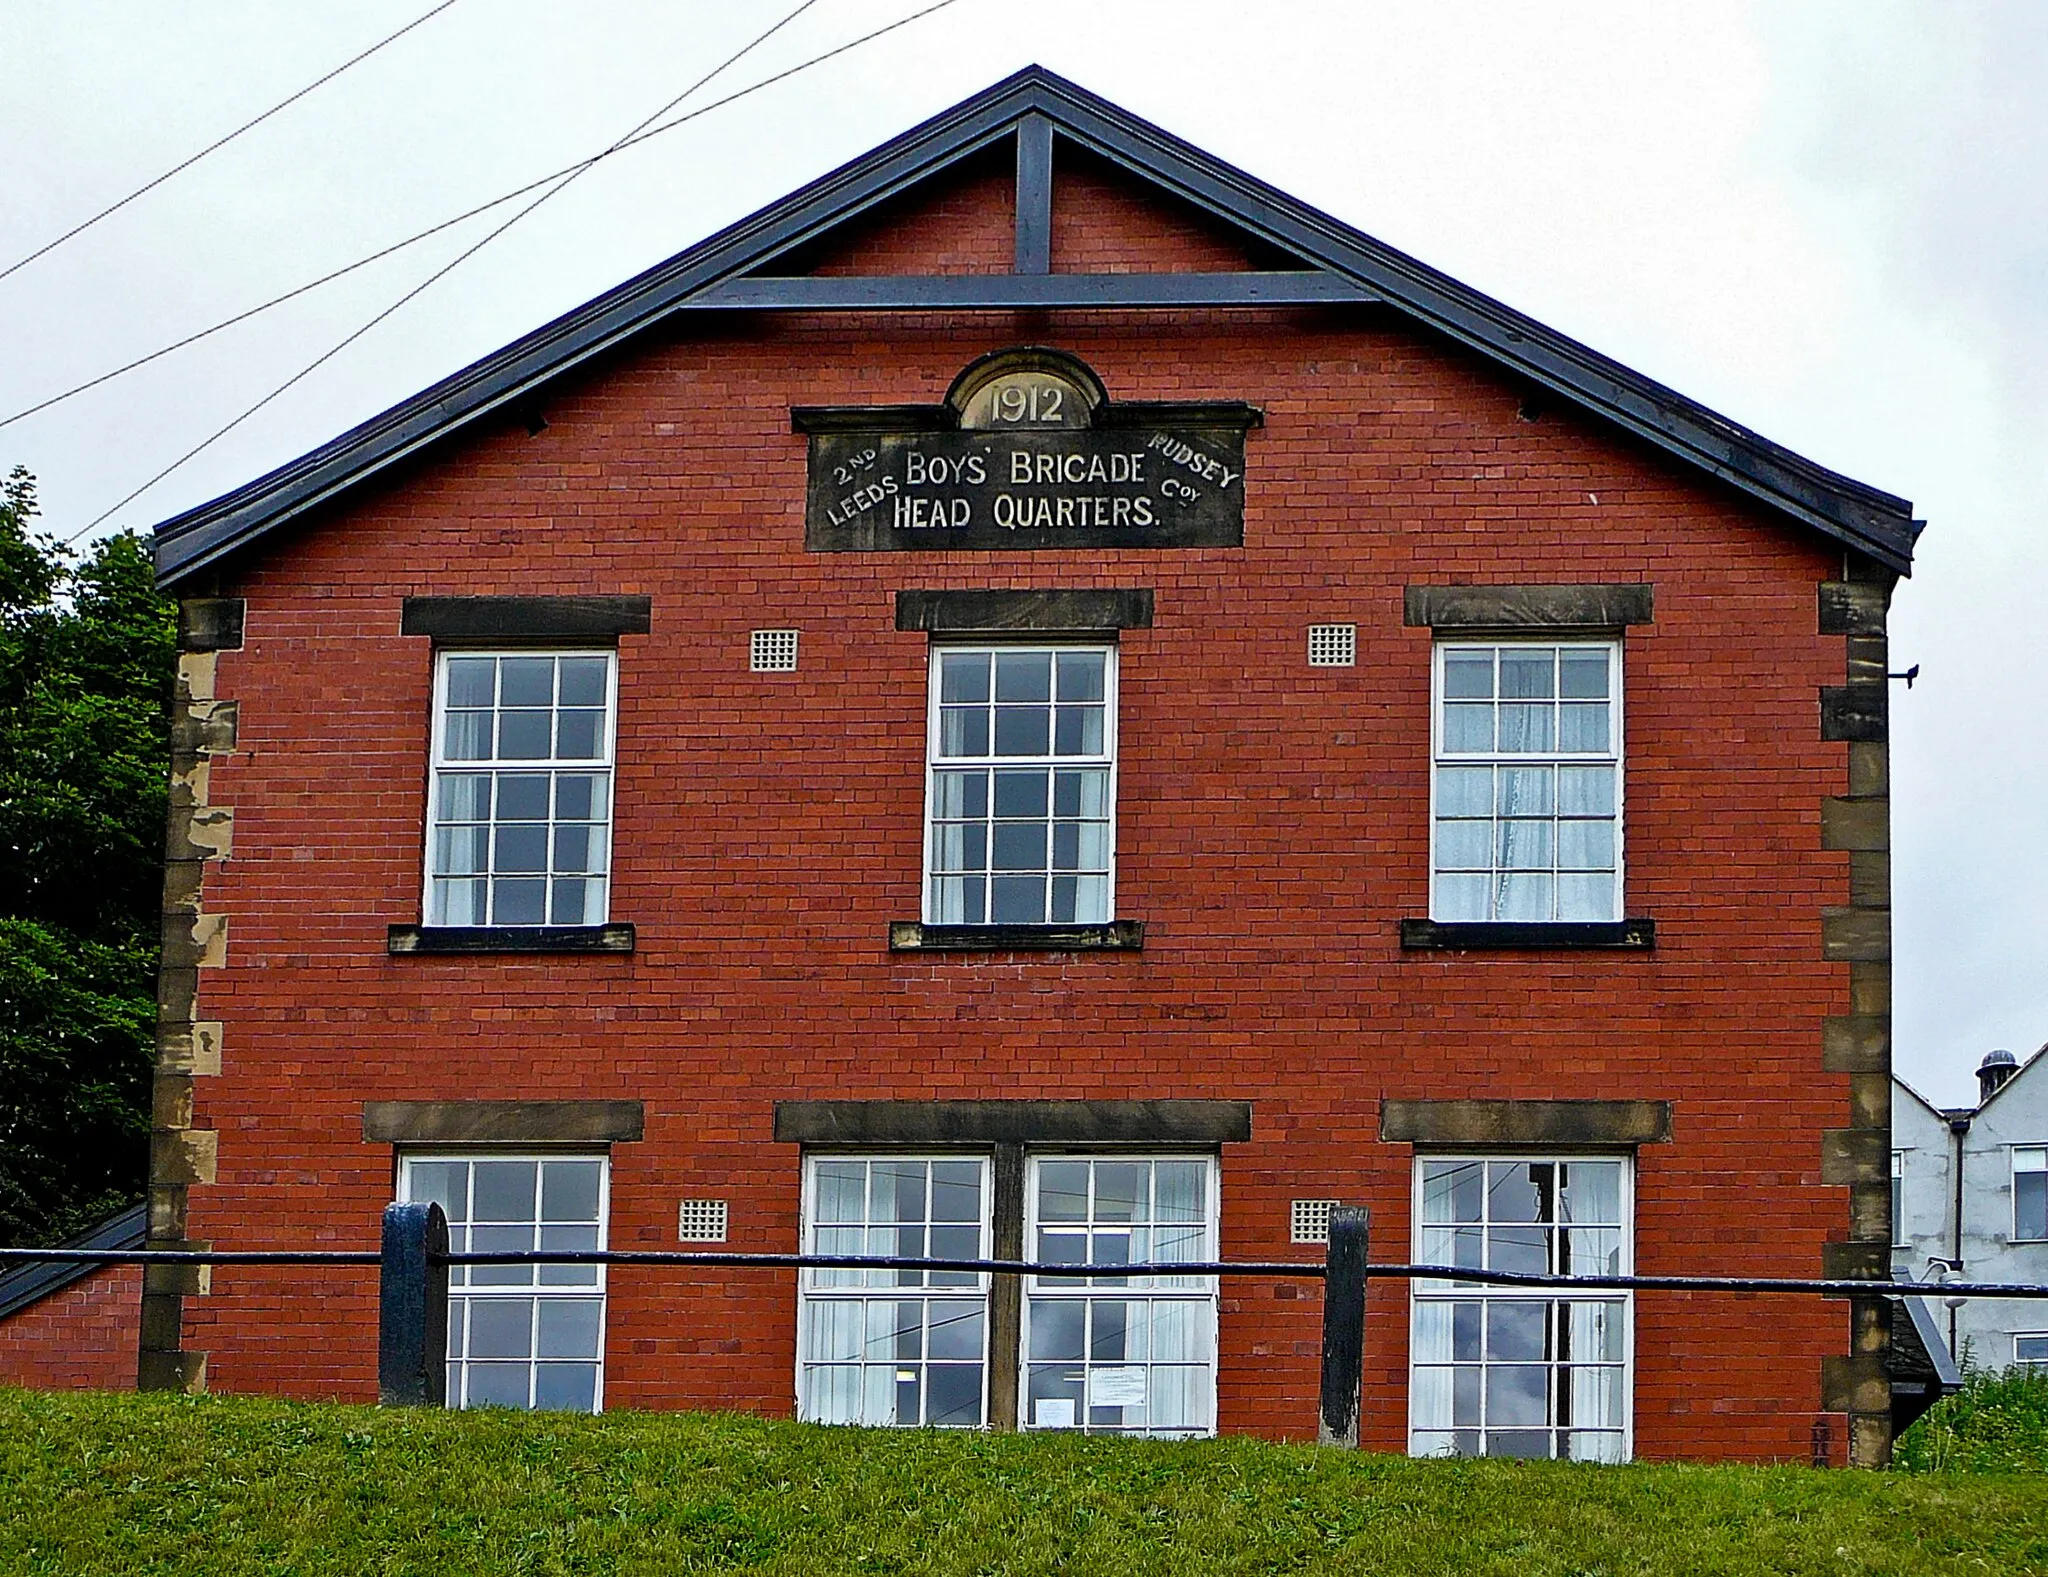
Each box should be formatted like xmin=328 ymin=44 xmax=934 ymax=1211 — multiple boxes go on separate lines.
xmin=108 ymin=70 xmax=1923 ymax=1462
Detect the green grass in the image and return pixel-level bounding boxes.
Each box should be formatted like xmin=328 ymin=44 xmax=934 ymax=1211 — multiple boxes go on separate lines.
xmin=1897 ymin=1366 xmax=2048 ymax=1474
xmin=3 ymin=1389 xmax=2046 ymax=1575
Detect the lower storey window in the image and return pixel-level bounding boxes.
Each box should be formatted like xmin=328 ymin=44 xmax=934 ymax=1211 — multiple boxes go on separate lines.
xmin=1410 ymin=1156 xmax=1631 ymax=1462
xmin=400 ymin=1153 xmax=608 ymax=1412
xmin=795 ymin=1151 xmax=1219 ymax=1438
xmin=798 ymin=1156 xmax=990 ymax=1427
xmin=1025 ymin=1156 xmax=1216 ymax=1437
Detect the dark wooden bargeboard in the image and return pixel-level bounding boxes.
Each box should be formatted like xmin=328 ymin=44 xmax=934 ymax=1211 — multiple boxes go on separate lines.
xmin=806 ymin=428 xmax=1246 ymax=551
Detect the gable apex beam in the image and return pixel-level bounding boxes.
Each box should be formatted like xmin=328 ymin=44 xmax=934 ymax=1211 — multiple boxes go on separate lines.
xmin=1014 ymin=115 xmax=1054 ymax=274
xmin=686 ymin=272 xmax=1375 ymax=311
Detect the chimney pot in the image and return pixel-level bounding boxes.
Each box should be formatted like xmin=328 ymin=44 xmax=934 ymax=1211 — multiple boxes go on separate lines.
xmin=1978 ymin=1049 xmax=2020 ymax=1102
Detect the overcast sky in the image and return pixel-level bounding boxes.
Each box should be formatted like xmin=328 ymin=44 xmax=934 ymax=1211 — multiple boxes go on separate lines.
xmin=2 ymin=2 xmax=2040 ymax=1104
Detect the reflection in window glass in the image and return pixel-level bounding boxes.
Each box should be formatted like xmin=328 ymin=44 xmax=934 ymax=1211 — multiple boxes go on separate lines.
xmin=927 ymin=646 xmax=1114 ymax=926
xmin=400 ymin=1153 xmax=608 ymax=1412
xmin=1024 ymin=1156 xmax=1217 ymax=1438
xmin=799 ymin=1156 xmax=991 ymax=1428
xmin=1411 ymin=1156 xmax=1630 ymax=1461
xmin=428 ymin=651 xmax=614 ymax=927
xmin=1433 ymin=643 xmax=1620 ymax=923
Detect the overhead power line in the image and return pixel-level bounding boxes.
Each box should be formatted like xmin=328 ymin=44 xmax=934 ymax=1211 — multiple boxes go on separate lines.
xmin=66 ymin=0 xmax=969 ymax=544
xmin=0 ymin=0 xmax=464 ymax=285
xmin=8 ymin=0 xmax=967 ymax=437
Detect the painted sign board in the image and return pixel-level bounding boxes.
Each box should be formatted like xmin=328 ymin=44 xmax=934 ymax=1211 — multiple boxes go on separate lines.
xmin=805 ymin=426 xmax=1248 ymax=551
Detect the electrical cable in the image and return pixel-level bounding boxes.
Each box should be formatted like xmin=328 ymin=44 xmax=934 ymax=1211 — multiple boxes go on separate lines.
xmin=61 ymin=0 xmax=829 ymax=544
xmin=67 ymin=0 xmax=969 ymax=544
xmin=0 ymin=0 xmax=464 ymax=285
xmin=10 ymin=0 xmax=966 ymax=439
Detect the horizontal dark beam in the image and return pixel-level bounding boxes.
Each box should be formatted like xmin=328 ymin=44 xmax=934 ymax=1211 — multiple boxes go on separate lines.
xmin=774 ymin=1098 xmax=1251 ymax=1146
xmin=400 ymin=596 xmax=651 ymax=641
xmin=688 ymin=271 xmax=1378 ymax=311
xmin=363 ymin=1100 xmax=645 ymax=1145
xmin=388 ymin=923 xmax=636 ymax=955
xmin=895 ymin=588 xmax=1153 ymax=633
xmin=1380 ymin=1098 xmax=1672 ymax=1147
xmin=1404 ymin=583 xmax=1654 ymax=630
xmin=1400 ymin=919 xmax=1655 ymax=951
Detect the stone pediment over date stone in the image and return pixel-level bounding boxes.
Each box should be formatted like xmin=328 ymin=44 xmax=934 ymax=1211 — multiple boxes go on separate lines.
xmin=795 ymin=348 xmax=1259 ymax=552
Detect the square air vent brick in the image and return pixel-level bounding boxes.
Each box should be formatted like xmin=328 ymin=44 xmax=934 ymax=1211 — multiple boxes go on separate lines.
xmin=1291 ymin=1199 xmax=1341 ymax=1244
xmin=1307 ymin=624 xmax=1356 ymax=667
xmin=751 ymin=629 xmax=799 ymax=672
xmin=678 ymin=1199 xmax=729 ymax=1243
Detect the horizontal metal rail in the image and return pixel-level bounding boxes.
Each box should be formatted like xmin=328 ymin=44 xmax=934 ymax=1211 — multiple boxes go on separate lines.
xmin=0 ymin=1249 xmax=381 ymax=1266
xmin=8 ymin=1245 xmax=2048 ymax=1298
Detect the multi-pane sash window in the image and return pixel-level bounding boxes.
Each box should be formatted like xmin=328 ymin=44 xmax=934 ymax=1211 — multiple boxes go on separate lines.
xmin=1411 ymin=1156 xmax=1631 ymax=1462
xmin=1433 ymin=642 xmax=1621 ymax=923
xmin=798 ymin=1156 xmax=991 ymax=1428
xmin=1024 ymin=1156 xmax=1217 ymax=1437
xmin=2015 ymin=1149 xmax=2048 ymax=1242
xmin=399 ymin=1154 xmax=608 ymax=1412
xmin=926 ymin=646 xmax=1115 ymax=926
xmin=427 ymin=651 xmax=615 ymax=927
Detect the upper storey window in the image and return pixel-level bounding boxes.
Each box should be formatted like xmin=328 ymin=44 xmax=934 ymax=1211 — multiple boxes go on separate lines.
xmin=925 ymin=645 xmax=1117 ymax=927
xmin=1431 ymin=642 xmax=1621 ymax=924
xmin=2016 ymin=1148 xmax=2048 ymax=1243
xmin=427 ymin=651 xmax=615 ymax=927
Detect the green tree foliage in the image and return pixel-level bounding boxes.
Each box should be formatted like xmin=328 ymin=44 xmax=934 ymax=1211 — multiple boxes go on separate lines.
xmin=0 ymin=466 xmax=174 ymax=1246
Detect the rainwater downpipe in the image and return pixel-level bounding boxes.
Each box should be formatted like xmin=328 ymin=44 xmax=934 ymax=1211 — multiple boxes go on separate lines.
xmin=1948 ymin=1113 xmax=1970 ymax=1360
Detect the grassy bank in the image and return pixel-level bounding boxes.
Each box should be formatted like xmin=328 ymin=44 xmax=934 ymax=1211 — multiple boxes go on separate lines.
xmin=3 ymin=1389 xmax=2046 ymax=1576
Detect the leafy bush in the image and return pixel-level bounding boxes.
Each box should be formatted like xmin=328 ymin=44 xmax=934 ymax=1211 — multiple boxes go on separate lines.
xmin=0 ymin=467 xmax=174 ymax=1247
xmin=1896 ymin=1366 xmax=2048 ymax=1473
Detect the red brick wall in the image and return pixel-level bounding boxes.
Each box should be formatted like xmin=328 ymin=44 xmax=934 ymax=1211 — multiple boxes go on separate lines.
xmin=0 ymin=1268 xmax=139 ymax=1391
xmin=173 ymin=157 xmax=1855 ymax=1459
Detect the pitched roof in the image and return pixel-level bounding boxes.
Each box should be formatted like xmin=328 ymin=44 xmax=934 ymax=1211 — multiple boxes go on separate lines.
xmin=152 ymin=65 xmax=1920 ymax=586
xmin=0 ymin=1202 xmax=145 ymax=1323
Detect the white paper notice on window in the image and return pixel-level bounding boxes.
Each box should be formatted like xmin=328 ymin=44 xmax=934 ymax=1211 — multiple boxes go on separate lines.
xmin=1086 ymin=1366 xmax=1148 ymax=1407
xmin=1036 ymin=1397 xmax=1077 ymax=1428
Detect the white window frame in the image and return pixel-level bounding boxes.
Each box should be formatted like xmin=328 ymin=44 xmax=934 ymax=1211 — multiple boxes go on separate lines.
xmin=1408 ymin=1153 xmax=1635 ymax=1462
xmin=922 ymin=642 xmax=1119 ymax=927
xmin=2013 ymin=1147 xmax=2048 ymax=1243
xmin=423 ymin=648 xmax=619 ymax=928
xmin=1429 ymin=640 xmax=1624 ymax=924
xmin=397 ymin=1150 xmax=610 ymax=1413
xmin=2015 ymin=1333 xmax=2048 ymax=1368
xmin=1891 ymin=1149 xmax=1909 ymax=1249
xmin=795 ymin=1154 xmax=994 ymax=1429
xmin=1020 ymin=1152 xmax=1220 ymax=1439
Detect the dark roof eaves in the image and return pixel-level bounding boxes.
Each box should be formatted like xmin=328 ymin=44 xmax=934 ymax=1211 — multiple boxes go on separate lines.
xmin=152 ymin=75 xmax=1051 ymax=586
xmin=0 ymin=1202 xmax=147 ymax=1324
xmin=153 ymin=64 xmax=1918 ymax=586
xmin=1016 ymin=74 xmax=1916 ymax=570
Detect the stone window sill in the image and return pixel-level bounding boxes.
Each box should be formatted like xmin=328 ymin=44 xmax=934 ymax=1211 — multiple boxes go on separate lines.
xmin=1400 ymin=918 xmax=1654 ymax=951
xmin=889 ymin=921 xmax=1144 ymax=953
xmin=388 ymin=924 xmax=636 ymax=955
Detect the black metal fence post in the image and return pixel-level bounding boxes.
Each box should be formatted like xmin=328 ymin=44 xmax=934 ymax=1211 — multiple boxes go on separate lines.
xmin=1317 ymin=1205 xmax=1369 ymax=1447
xmin=377 ymin=1201 xmax=448 ymax=1406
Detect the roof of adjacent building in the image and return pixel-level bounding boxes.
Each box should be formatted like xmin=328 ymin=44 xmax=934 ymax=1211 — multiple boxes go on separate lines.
xmin=0 ymin=1202 xmax=145 ymax=1324
xmin=152 ymin=65 xmax=1921 ymax=588
xmin=1895 ymin=1042 xmax=2048 ymax=1123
